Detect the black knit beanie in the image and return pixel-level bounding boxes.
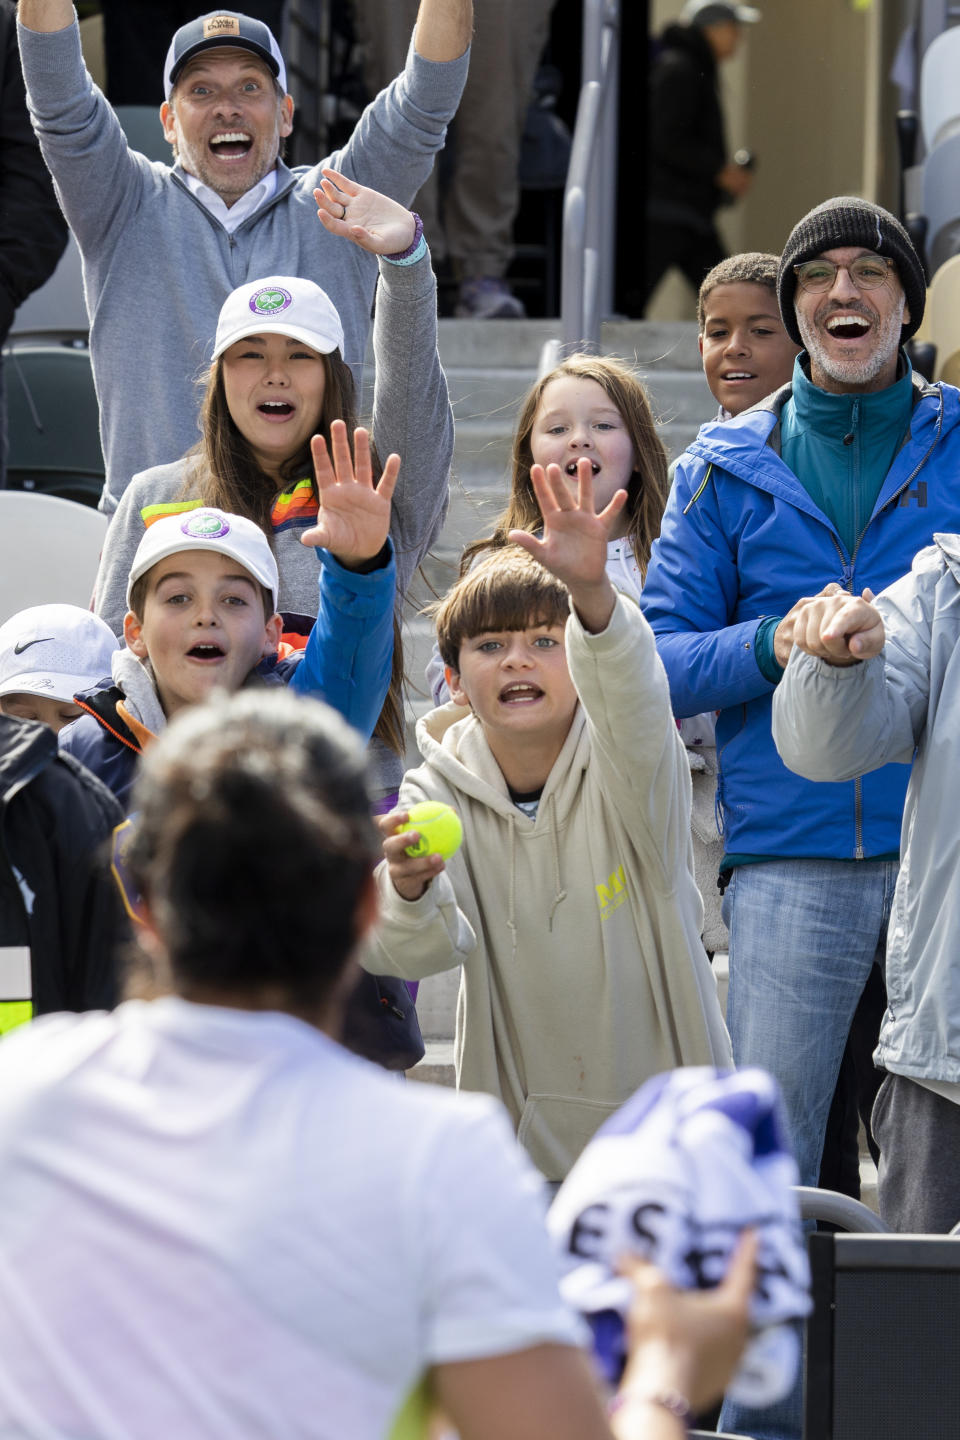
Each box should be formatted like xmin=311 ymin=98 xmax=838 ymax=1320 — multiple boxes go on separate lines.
xmin=777 ymin=197 xmax=925 ymax=345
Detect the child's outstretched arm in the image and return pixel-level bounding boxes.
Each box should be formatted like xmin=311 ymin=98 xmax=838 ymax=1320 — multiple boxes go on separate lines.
xmin=314 ymin=168 xmax=418 ymax=255
xmin=290 ymin=420 xmax=397 ymax=737
xmin=301 ymin=420 xmax=399 ymax=569
xmin=508 ymin=459 xmax=627 ymax=634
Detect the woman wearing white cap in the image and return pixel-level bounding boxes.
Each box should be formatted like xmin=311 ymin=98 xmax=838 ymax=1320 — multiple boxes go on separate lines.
xmin=94 ymin=168 xmax=452 ymax=806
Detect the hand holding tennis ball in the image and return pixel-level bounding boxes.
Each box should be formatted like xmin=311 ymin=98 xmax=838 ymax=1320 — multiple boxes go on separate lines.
xmin=379 ymin=801 xmax=463 ymax=903
xmin=399 ymin=801 xmax=463 ymax=861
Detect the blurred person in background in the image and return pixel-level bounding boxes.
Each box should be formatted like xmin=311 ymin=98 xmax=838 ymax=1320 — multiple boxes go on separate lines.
xmin=352 ymin=0 xmax=555 ymax=317
xmin=636 ymin=0 xmax=759 ymax=317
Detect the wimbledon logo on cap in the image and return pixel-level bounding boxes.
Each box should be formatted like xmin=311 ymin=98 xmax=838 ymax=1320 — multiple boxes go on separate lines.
xmin=249 ymin=286 xmax=292 ymax=316
xmin=181 ymin=511 xmax=230 ymax=539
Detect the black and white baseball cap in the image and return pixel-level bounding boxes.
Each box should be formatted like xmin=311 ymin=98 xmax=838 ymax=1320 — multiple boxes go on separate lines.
xmin=163 ymin=11 xmax=287 ymax=100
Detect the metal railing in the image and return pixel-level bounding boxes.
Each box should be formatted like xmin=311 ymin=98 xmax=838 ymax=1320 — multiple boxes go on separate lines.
xmin=539 ymin=0 xmax=620 ymax=376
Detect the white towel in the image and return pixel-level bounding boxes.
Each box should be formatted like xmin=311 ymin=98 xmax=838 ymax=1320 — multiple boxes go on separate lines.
xmin=547 ymin=1066 xmax=812 ymax=1407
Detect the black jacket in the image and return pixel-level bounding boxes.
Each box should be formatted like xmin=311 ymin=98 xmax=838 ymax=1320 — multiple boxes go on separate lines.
xmin=0 ymin=715 xmax=127 ymax=1020
xmin=648 ymin=23 xmax=728 ymax=227
xmin=0 ymin=0 xmax=68 ymax=338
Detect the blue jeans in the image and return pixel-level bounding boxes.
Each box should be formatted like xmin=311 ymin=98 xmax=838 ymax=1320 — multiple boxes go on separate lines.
xmin=719 ymin=857 xmax=896 ymax=1440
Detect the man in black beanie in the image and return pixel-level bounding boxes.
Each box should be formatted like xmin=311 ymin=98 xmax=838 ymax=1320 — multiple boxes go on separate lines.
xmin=641 ymin=196 xmax=960 ymax=1440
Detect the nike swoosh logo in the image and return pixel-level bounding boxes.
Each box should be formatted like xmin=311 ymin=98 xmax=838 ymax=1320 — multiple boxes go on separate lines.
xmin=13 ymin=638 xmax=54 ymax=655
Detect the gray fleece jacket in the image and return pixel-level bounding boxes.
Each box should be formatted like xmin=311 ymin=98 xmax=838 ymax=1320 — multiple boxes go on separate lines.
xmin=773 ymin=535 xmax=960 ymax=1092
xmin=18 ymin=18 xmax=467 ymax=511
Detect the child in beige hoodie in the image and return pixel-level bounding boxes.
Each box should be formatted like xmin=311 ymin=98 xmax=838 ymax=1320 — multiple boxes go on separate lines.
xmin=367 ymin=461 xmax=730 ymax=1181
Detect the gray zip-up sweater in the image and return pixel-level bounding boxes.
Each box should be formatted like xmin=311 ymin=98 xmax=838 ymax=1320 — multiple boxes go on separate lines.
xmin=18 ymin=18 xmax=468 ymax=512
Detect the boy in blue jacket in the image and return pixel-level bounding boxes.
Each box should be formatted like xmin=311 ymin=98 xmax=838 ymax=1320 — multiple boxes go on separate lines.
xmin=62 ymin=424 xmax=397 ymax=807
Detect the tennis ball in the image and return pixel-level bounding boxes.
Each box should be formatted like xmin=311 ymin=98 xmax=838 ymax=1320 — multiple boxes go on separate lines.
xmin=400 ymin=801 xmax=463 ymax=861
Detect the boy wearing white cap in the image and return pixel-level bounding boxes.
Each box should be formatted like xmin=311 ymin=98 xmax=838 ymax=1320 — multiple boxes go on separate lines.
xmin=0 ymin=605 xmax=120 ymax=734
xmin=62 ymin=431 xmax=398 ymax=807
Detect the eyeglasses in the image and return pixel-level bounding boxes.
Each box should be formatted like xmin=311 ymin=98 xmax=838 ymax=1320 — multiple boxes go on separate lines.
xmin=793 ymin=256 xmax=896 ymax=293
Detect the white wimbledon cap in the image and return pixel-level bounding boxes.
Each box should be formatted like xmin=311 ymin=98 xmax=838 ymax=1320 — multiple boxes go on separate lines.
xmin=212 ymin=276 xmax=345 ymax=360
xmin=126 ymin=509 xmax=279 ymax=613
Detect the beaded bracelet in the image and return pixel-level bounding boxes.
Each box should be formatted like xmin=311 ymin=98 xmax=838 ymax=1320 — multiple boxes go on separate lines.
xmin=383 ymin=212 xmax=425 ymax=267
xmin=607 ymin=1386 xmax=692 ymax=1427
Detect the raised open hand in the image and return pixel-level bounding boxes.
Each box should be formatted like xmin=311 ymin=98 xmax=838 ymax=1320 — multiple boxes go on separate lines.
xmin=507 ymin=460 xmax=625 ymax=634
xmin=508 ymin=459 xmax=627 ymax=592
xmin=314 ymin=168 xmax=417 ymax=256
xmin=301 ymin=420 xmax=399 ymax=569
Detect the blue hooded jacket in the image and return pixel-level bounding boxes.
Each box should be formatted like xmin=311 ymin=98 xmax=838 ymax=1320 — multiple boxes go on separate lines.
xmin=640 ymin=370 xmax=960 ymax=861
xmin=61 ymin=545 xmax=396 ymax=809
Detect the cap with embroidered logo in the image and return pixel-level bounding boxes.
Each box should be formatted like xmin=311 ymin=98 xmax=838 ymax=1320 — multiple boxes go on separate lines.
xmin=127 ymin=509 xmax=280 ymax=614
xmin=163 ymin=11 xmax=287 ymax=100
xmin=0 ymin=605 xmax=120 ymax=702
xmin=212 ymin=275 xmax=345 ymax=360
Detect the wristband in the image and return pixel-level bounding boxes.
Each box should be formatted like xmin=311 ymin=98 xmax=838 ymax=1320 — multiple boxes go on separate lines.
xmin=608 ymin=1387 xmax=692 ymax=1427
xmin=383 ymin=212 xmax=426 ymax=266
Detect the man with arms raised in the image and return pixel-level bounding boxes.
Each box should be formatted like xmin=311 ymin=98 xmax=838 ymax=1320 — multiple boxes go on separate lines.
xmin=640 ymin=196 xmax=960 ymax=1440
xmin=17 ymin=1 xmax=471 ymax=511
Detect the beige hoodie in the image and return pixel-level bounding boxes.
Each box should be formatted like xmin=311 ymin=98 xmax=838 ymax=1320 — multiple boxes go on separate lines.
xmin=366 ymin=595 xmax=731 ymax=1179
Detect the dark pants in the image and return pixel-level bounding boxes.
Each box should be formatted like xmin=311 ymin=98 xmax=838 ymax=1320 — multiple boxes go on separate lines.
xmin=873 ymin=1072 xmax=960 ymax=1233
xmin=636 ymin=219 xmax=726 ymax=314
xmin=817 ymin=960 xmax=886 ymax=1198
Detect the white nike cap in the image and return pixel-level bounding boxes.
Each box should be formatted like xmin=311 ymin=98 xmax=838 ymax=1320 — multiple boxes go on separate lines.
xmin=0 ymin=605 xmax=121 ymax=702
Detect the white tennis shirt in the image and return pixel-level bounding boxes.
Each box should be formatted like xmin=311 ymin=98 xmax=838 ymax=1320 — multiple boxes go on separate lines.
xmin=0 ymin=997 xmax=580 ymax=1438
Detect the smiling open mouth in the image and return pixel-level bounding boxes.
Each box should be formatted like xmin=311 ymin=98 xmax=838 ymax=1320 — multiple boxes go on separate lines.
xmin=209 ymin=131 xmax=253 ymax=157
xmin=722 ymin=371 xmax=756 ymax=381
xmin=500 ymin=683 xmax=542 ymax=704
xmin=187 ymin=644 xmax=225 ymax=660
xmin=825 ymin=315 xmax=871 ymax=340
